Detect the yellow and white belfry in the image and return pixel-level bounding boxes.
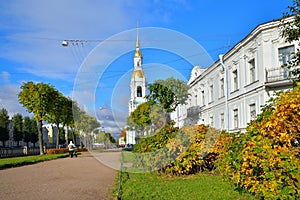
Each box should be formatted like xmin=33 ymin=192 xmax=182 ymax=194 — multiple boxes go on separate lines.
xmin=128 ymin=26 xmax=147 ymax=114
xmin=127 ymin=26 xmax=147 ymax=145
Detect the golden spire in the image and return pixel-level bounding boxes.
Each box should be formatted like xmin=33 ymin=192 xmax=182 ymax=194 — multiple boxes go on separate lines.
xmin=136 ymin=22 xmax=140 ymax=48
xmin=134 ymin=22 xmax=142 ymax=58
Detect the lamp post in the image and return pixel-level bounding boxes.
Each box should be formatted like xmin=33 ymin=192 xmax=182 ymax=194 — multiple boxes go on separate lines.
xmin=219 ymin=54 xmax=229 ymax=132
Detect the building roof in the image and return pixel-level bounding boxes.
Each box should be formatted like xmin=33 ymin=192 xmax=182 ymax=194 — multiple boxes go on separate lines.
xmin=131 ymin=69 xmax=145 ymax=78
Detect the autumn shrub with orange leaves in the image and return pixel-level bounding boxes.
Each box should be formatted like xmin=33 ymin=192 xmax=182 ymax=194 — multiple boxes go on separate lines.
xmin=46 ymin=147 xmax=88 ymax=154
xmin=133 ymin=123 xmax=220 ymax=175
xmin=214 ymin=84 xmax=300 ymax=200
xmin=164 ymin=125 xmax=220 ymax=175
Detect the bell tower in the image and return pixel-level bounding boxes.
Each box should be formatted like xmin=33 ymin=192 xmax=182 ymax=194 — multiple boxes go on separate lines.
xmin=128 ymin=26 xmax=147 ymax=114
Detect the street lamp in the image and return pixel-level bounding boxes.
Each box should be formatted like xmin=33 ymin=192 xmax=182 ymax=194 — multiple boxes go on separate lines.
xmin=219 ymin=54 xmax=229 ymax=132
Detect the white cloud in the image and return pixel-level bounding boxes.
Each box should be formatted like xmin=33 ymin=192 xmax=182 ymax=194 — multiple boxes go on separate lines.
xmin=0 ymin=0 xmax=193 ymax=138
xmin=0 ymin=71 xmax=10 ymax=84
xmin=0 ymin=0 xmax=142 ymax=81
xmin=0 ymin=0 xmax=193 ymax=85
xmin=0 ymin=73 xmax=29 ymax=116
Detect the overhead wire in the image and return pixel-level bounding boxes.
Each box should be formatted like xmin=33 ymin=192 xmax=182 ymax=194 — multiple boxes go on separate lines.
xmin=3 ymin=34 xmax=235 ymax=91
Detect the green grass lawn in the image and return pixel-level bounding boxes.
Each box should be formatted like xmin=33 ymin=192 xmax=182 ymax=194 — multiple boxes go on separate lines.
xmin=116 ymin=151 xmax=255 ymax=200
xmin=0 ymin=153 xmax=69 ymax=170
xmin=117 ymin=172 xmax=255 ymax=200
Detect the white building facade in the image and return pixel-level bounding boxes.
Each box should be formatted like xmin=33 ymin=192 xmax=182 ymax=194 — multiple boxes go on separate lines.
xmin=171 ymin=18 xmax=298 ymax=132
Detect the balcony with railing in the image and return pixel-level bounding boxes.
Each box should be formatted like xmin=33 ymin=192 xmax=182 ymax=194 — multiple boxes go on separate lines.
xmin=184 ymin=106 xmax=201 ymax=126
xmin=265 ymin=67 xmax=293 ymax=88
xmin=187 ymin=105 xmax=201 ymax=118
xmin=266 ymin=67 xmax=290 ymax=82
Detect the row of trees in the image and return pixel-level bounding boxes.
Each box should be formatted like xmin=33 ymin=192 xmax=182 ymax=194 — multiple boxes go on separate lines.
xmin=0 ymin=108 xmax=38 ymax=147
xmin=17 ymin=81 xmax=100 ymax=154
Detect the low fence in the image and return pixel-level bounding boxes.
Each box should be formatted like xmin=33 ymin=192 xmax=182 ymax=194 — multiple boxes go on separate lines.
xmin=0 ymin=147 xmax=40 ymax=158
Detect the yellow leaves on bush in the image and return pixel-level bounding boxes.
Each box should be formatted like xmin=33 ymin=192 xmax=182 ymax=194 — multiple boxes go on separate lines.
xmin=215 ymin=84 xmax=300 ymax=199
xmin=164 ymin=125 xmax=220 ymax=175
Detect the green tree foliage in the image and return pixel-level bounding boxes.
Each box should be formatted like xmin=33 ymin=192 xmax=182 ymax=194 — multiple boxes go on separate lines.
xmin=30 ymin=118 xmax=38 ymax=147
xmin=132 ymin=123 xmax=180 ymax=172
xmin=0 ymin=108 xmax=9 ymax=147
xmin=18 ymin=81 xmax=60 ymax=154
xmin=23 ymin=116 xmax=38 ymax=147
xmin=127 ymin=101 xmax=153 ymax=130
xmin=105 ymin=132 xmax=116 ymax=143
xmin=12 ymin=113 xmax=23 ymax=147
xmin=60 ymin=98 xmax=74 ymax=145
xmin=47 ymin=94 xmax=74 ymax=147
xmin=58 ymin=127 xmax=66 ymax=145
xmin=23 ymin=116 xmax=31 ymax=146
xmin=146 ymin=77 xmax=190 ymax=113
xmin=97 ymin=132 xmax=116 ymax=145
xmin=47 ymin=93 xmax=64 ymax=148
xmin=281 ymin=0 xmax=300 ymax=82
xmin=73 ymin=107 xmax=100 ymax=148
xmin=96 ymin=131 xmax=105 ymax=144
xmin=149 ymin=104 xmax=167 ymax=131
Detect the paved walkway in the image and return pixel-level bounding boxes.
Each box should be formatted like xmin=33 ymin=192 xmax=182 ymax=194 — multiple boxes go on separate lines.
xmin=0 ymin=151 xmax=121 ymax=200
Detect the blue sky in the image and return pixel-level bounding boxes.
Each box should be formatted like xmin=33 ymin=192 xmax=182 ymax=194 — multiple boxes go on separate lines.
xmin=0 ymin=0 xmax=292 ymax=137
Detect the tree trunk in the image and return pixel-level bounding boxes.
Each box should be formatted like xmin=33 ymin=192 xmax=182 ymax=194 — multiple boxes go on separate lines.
xmin=71 ymin=127 xmax=76 ymax=145
xmin=55 ymin=123 xmax=60 ymax=149
xmin=37 ymin=120 xmax=44 ymax=155
xmin=79 ymin=134 xmax=83 ymax=148
xmin=65 ymin=126 xmax=68 ymax=146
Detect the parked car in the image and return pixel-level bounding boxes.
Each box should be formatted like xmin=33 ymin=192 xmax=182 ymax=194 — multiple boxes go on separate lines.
xmin=123 ymin=144 xmax=134 ymax=151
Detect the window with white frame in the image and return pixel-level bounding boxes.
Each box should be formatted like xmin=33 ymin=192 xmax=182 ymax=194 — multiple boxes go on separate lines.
xmin=201 ymin=90 xmax=205 ymax=106
xmin=279 ymin=45 xmax=295 ymax=66
xmin=209 ymin=84 xmax=214 ymax=102
xmin=233 ymin=108 xmax=238 ymax=129
xmin=279 ymin=45 xmax=295 ymax=78
xmin=250 ymin=103 xmax=256 ymax=120
xmin=220 ymin=78 xmax=224 ymax=97
xmin=232 ymin=70 xmax=238 ymax=91
xmin=249 ymin=59 xmax=256 ymax=83
xmin=220 ymin=113 xmax=224 ymax=130
xmin=210 ymin=116 xmax=214 ymax=127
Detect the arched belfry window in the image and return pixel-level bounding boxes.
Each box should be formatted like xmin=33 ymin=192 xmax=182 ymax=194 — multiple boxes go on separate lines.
xmin=137 ymin=86 xmax=142 ymax=97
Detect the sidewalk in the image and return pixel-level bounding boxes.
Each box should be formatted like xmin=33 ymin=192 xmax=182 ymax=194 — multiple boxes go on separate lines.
xmin=0 ymin=152 xmax=120 ymax=200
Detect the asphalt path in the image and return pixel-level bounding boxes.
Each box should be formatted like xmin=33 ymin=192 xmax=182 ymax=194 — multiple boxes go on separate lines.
xmin=0 ymin=151 xmax=121 ymax=200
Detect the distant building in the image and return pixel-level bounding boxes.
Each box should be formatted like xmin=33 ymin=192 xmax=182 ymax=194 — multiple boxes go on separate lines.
xmin=118 ymin=136 xmax=126 ymax=147
xmin=43 ymin=124 xmax=58 ymax=148
xmin=171 ymin=17 xmax=297 ymax=132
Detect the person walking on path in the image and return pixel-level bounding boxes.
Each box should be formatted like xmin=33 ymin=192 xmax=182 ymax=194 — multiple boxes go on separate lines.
xmin=68 ymin=141 xmax=76 ymax=158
